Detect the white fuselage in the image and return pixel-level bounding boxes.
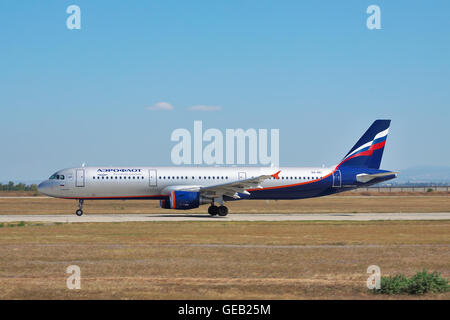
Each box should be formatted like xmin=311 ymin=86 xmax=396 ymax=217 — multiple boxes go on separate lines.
xmin=38 ymin=166 xmax=334 ymax=199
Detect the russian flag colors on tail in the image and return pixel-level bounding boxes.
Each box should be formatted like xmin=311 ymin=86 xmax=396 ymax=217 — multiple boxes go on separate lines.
xmin=338 ymin=120 xmax=390 ymax=169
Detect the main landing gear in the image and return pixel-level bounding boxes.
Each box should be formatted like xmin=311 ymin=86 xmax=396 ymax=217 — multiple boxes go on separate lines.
xmin=208 ymin=204 xmax=228 ymax=217
xmin=75 ymin=199 xmax=84 ymax=216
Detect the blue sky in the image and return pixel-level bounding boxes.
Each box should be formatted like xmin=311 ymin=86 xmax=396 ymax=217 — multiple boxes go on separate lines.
xmin=1 ymin=1 xmax=449 ymax=181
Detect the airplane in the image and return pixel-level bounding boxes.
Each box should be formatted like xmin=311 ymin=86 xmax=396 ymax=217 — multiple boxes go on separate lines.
xmin=38 ymin=120 xmax=397 ymax=217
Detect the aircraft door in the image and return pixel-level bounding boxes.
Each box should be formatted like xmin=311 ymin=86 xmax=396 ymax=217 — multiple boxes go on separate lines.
xmin=332 ymin=170 xmax=342 ymax=187
xmin=238 ymin=172 xmax=246 ymax=180
xmin=75 ymin=169 xmax=85 ymax=187
xmin=149 ymin=169 xmax=157 ymax=187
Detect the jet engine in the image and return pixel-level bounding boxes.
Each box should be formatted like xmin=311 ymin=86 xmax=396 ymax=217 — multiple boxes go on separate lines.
xmin=160 ymin=191 xmax=209 ymax=210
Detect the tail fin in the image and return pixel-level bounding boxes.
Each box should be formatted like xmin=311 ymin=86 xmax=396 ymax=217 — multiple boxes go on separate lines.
xmin=338 ymin=120 xmax=390 ymax=169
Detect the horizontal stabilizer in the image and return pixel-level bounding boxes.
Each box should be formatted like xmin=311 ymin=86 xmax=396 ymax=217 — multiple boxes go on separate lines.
xmin=356 ymin=172 xmax=399 ymax=183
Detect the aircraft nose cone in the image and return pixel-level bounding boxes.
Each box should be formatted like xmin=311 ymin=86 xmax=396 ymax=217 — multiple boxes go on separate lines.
xmin=38 ymin=181 xmax=51 ymax=195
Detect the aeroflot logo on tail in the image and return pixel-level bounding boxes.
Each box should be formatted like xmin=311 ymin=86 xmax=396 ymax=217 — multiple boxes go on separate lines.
xmin=97 ymin=169 xmax=142 ymax=172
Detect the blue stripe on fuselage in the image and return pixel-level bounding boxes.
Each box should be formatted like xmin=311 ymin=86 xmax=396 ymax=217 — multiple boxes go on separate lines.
xmin=233 ymin=175 xmax=336 ymax=200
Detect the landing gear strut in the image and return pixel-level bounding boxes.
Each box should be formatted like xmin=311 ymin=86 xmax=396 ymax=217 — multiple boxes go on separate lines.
xmin=75 ymin=199 xmax=84 ymax=216
xmin=208 ymin=204 xmax=228 ymax=216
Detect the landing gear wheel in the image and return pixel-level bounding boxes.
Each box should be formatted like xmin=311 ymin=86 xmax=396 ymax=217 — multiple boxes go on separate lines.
xmin=208 ymin=205 xmax=218 ymax=216
xmin=76 ymin=199 xmax=84 ymax=216
xmin=218 ymin=206 xmax=228 ymax=217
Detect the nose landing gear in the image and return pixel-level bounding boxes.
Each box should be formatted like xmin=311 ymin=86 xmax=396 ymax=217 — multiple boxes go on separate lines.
xmin=75 ymin=199 xmax=84 ymax=216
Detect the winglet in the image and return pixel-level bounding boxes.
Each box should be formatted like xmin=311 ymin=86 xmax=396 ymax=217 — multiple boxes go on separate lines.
xmin=271 ymin=170 xmax=281 ymax=179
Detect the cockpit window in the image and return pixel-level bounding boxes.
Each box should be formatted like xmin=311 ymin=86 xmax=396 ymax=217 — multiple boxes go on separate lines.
xmin=49 ymin=174 xmax=65 ymax=180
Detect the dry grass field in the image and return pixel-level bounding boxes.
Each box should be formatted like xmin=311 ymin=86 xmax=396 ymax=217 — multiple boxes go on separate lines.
xmin=0 ymin=191 xmax=449 ymax=215
xmin=0 ymin=192 xmax=448 ymax=299
xmin=0 ymin=220 xmax=449 ymax=299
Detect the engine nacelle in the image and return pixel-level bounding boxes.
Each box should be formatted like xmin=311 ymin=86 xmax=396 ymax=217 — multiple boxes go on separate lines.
xmin=168 ymin=191 xmax=208 ymax=210
xmin=159 ymin=199 xmax=171 ymax=209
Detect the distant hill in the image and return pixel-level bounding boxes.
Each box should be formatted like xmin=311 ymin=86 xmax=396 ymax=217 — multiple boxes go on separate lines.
xmin=392 ymin=166 xmax=450 ymax=184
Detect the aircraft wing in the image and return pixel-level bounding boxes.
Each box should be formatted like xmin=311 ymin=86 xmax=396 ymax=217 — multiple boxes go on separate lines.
xmin=179 ymin=171 xmax=281 ymax=199
xmin=197 ymin=170 xmax=280 ymax=199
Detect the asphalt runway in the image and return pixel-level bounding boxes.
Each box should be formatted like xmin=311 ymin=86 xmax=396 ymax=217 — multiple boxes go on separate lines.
xmin=0 ymin=212 xmax=449 ymax=223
